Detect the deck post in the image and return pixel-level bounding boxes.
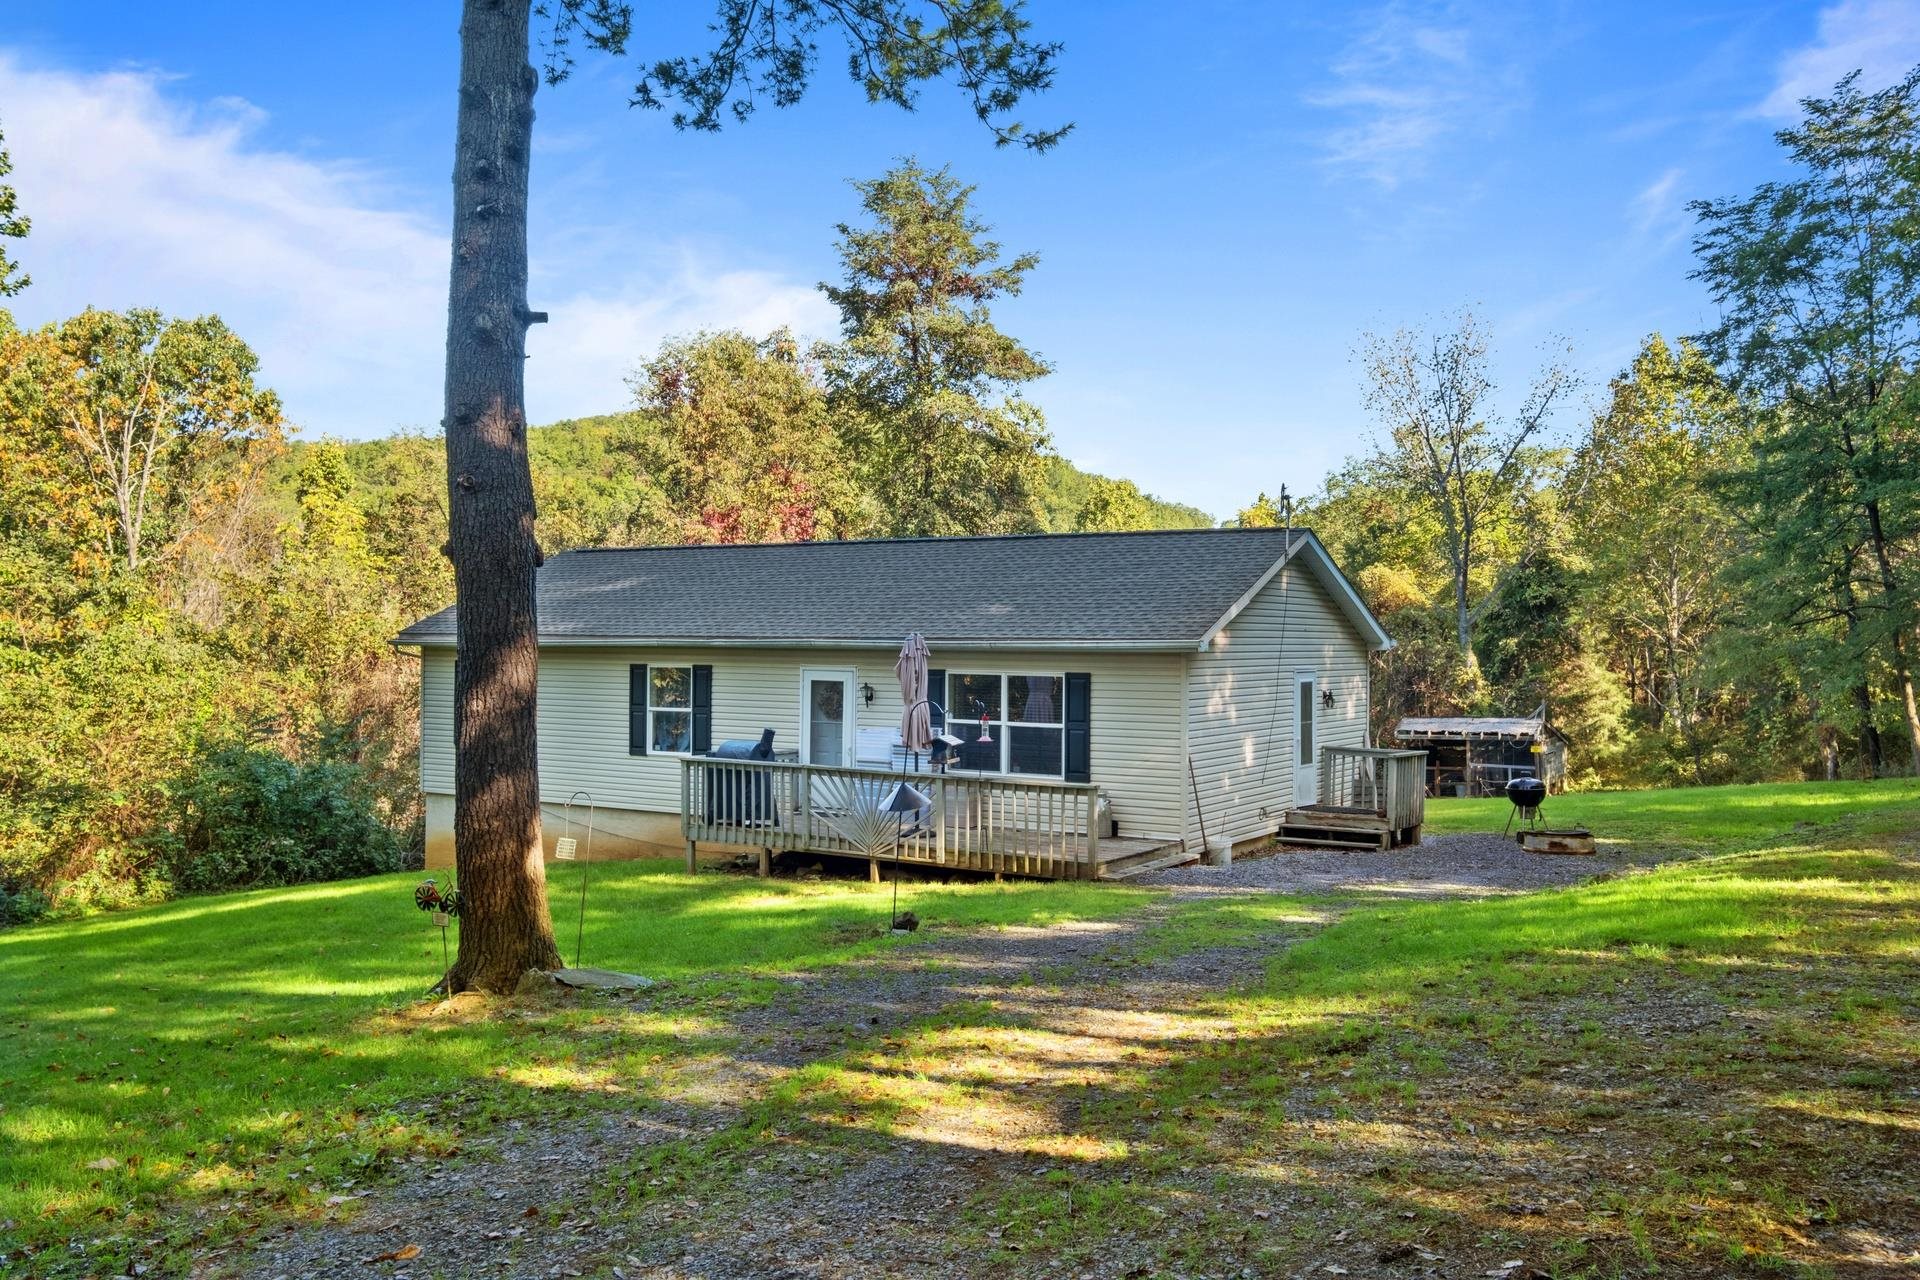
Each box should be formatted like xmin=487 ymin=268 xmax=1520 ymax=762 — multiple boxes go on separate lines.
xmin=934 ymin=776 xmax=948 ymax=867
xmin=684 ymin=839 xmax=697 ymax=873
xmin=1083 ymin=788 xmax=1100 ymax=880
xmin=758 ymin=847 xmax=771 ymax=877
xmin=868 ymin=856 xmax=880 ymax=885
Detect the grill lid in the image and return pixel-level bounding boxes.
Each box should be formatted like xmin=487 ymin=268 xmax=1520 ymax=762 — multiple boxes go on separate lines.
xmin=1505 ymin=776 xmax=1547 ymax=807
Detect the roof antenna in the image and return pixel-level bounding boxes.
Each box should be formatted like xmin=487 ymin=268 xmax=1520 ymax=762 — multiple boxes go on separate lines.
xmin=1280 ymin=484 xmax=1293 ymax=532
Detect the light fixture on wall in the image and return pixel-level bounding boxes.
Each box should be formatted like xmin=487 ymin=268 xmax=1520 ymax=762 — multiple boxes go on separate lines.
xmin=1321 ymin=689 xmax=1335 ymax=709
xmin=860 ymin=682 xmax=876 ymax=707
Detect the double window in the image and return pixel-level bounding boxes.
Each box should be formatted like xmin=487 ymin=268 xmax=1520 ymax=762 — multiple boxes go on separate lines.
xmin=945 ymin=672 xmax=1064 ymax=777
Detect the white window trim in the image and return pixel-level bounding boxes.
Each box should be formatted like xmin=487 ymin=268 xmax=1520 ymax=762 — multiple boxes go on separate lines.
xmin=945 ymin=672 xmax=1067 ymax=778
xmin=649 ymin=663 xmax=695 ymax=756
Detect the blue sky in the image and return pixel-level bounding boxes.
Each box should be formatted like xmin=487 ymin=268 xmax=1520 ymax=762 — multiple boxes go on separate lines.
xmin=4 ymin=1 xmax=1918 ymax=519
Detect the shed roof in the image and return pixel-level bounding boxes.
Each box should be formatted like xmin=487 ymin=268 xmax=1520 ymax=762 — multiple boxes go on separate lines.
xmin=394 ymin=527 xmax=1392 ymax=652
xmin=1394 ymin=715 xmax=1552 ymax=740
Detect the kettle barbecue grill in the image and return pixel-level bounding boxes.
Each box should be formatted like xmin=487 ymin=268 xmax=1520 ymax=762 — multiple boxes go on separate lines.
xmin=1503 ymin=775 xmax=1548 ymax=836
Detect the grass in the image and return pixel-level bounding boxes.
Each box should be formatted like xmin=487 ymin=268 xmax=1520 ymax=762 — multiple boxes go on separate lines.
xmin=981 ymin=841 xmax=1919 ymax=1276
xmin=5 ymin=776 xmax=1917 ymax=1278
xmin=0 ymin=860 xmax=1143 ymax=1275
xmin=1423 ymin=775 xmax=1920 ymax=847
xmin=590 ymin=782 xmax=1920 ymax=1278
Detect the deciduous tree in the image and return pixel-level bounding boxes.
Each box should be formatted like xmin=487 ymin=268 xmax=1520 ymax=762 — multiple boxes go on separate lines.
xmin=1568 ymin=335 xmax=1739 ymax=777
xmin=17 ymin=309 xmax=281 ymax=577
xmin=1073 ymin=475 xmax=1154 ymax=532
xmin=1692 ymin=69 xmax=1920 ymax=774
xmin=1357 ymin=310 xmax=1575 ymax=671
xmin=0 ymin=117 xmax=27 ymax=298
xmin=628 ymin=330 xmax=866 ymax=543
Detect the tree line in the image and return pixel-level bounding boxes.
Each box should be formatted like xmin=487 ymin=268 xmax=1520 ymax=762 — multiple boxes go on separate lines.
xmin=1239 ymin=71 xmax=1920 ymax=790
xmin=0 ymin=153 xmax=1196 ymax=921
xmin=4 ymin=62 xmax=1915 ymax=926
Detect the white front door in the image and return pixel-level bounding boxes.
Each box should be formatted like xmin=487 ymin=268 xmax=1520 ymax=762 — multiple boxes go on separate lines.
xmin=800 ymin=668 xmax=855 ymax=766
xmin=1293 ymin=671 xmax=1318 ymax=806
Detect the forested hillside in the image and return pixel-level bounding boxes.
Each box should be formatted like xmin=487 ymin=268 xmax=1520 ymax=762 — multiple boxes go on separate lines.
xmin=4 ymin=76 xmax=1919 ymax=923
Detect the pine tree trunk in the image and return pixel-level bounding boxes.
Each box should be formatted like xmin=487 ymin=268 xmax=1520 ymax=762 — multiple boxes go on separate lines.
xmin=441 ymin=0 xmax=562 ymax=994
xmin=1852 ymin=682 xmax=1883 ymax=779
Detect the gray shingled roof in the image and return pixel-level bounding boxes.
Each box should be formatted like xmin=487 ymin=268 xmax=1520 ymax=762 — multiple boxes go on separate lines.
xmin=395 ymin=528 xmax=1330 ymax=649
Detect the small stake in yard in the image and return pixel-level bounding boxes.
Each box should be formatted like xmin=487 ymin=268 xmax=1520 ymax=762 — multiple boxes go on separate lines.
xmin=413 ymin=878 xmax=463 ymax=984
xmin=557 ymin=791 xmax=596 ymax=967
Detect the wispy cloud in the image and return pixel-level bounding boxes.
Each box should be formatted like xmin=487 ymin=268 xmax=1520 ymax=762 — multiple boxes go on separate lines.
xmin=1627 ymin=166 xmax=1692 ymax=252
xmin=0 ymin=53 xmax=833 ymax=435
xmin=1306 ymin=3 xmax=1527 ymax=189
xmin=1759 ymin=0 xmax=1920 ymax=118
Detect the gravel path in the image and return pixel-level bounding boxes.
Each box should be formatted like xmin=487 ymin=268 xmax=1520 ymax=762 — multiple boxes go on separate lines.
xmin=239 ymin=896 xmax=1286 ymax=1280
xmin=1134 ymin=830 xmax=1682 ymax=895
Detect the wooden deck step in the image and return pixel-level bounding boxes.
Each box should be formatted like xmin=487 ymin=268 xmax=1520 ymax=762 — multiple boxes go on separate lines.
xmin=1100 ymin=848 xmax=1201 ymax=881
xmin=1277 ymin=823 xmax=1390 ymax=851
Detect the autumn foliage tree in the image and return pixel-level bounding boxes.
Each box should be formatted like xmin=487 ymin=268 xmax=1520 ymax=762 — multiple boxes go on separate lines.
xmin=626 ymin=330 xmax=866 ymax=544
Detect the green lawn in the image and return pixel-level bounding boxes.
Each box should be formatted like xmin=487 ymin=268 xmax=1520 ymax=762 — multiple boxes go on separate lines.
xmin=4 ymin=777 xmax=1917 ymax=1278
xmin=1424 ymin=775 xmax=1920 ymax=847
xmin=635 ymin=790 xmax=1920 ymax=1277
xmin=0 ymin=861 xmax=1141 ymax=1274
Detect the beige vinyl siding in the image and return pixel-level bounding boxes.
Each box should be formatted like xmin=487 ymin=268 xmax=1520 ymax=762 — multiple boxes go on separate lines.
xmin=419 ymin=645 xmax=1188 ymax=839
xmin=1183 ymin=562 xmax=1372 ymax=847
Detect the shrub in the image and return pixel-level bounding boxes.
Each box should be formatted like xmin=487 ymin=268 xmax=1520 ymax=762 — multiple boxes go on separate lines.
xmin=153 ymin=743 xmax=409 ymax=892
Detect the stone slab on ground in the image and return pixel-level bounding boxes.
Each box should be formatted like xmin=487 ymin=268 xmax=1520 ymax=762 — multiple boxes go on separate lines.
xmin=552 ymin=966 xmax=655 ymax=990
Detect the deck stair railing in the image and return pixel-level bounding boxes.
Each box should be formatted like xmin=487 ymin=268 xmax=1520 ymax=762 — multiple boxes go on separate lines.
xmin=1318 ymin=746 xmax=1426 ymax=832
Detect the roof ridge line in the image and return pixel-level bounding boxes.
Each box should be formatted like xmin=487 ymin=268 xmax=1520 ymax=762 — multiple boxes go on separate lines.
xmin=562 ymin=526 xmax=1299 ymax=555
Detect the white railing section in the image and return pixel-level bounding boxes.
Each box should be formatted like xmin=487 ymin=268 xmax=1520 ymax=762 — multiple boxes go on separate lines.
xmin=681 ymin=757 xmax=1102 ymax=879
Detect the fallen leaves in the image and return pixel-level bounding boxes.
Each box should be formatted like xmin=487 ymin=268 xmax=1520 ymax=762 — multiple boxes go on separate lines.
xmin=364 ymin=1242 xmax=421 ymax=1264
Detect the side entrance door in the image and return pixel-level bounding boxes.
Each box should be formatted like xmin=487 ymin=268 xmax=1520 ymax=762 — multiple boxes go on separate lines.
xmin=1292 ymin=671 xmax=1318 ymax=807
xmin=799 ymin=668 xmax=855 ymax=766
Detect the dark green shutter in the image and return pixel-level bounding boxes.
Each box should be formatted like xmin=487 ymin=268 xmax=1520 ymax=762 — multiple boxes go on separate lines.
xmin=1064 ymin=672 xmax=1091 ymax=783
xmin=691 ymin=665 xmax=713 ymax=754
xmin=628 ymin=664 xmax=648 ymax=755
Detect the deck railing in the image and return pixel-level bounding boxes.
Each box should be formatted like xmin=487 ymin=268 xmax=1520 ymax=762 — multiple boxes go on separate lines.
xmin=1319 ymin=746 xmax=1427 ymax=833
xmin=680 ymin=757 xmax=1102 ymax=879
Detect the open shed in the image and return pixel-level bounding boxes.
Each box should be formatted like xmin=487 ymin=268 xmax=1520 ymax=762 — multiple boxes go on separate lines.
xmin=1392 ymin=708 xmax=1568 ymax=797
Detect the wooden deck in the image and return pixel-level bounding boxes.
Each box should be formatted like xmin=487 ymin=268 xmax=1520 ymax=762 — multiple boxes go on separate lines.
xmin=1279 ymin=747 xmax=1427 ymax=850
xmin=680 ymin=757 xmax=1193 ymax=881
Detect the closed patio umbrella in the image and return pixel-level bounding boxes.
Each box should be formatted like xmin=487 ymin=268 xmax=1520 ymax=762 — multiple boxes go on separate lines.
xmin=896 ymin=632 xmax=933 ymax=759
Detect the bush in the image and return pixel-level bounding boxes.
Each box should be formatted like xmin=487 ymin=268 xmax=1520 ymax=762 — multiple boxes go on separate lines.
xmin=154 ymin=743 xmax=409 ymax=892
xmin=0 ymin=882 xmax=50 ymax=927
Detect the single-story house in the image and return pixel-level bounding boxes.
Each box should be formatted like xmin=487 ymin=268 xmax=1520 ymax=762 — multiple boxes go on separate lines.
xmin=397 ymin=527 xmax=1396 ymax=878
xmin=1392 ymin=707 xmax=1569 ymax=796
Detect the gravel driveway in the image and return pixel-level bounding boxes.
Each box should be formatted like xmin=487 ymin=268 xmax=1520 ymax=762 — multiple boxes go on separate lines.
xmin=1133 ymin=830 xmax=1680 ymax=895
xmin=235 ymin=835 xmax=1652 ymax=1279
